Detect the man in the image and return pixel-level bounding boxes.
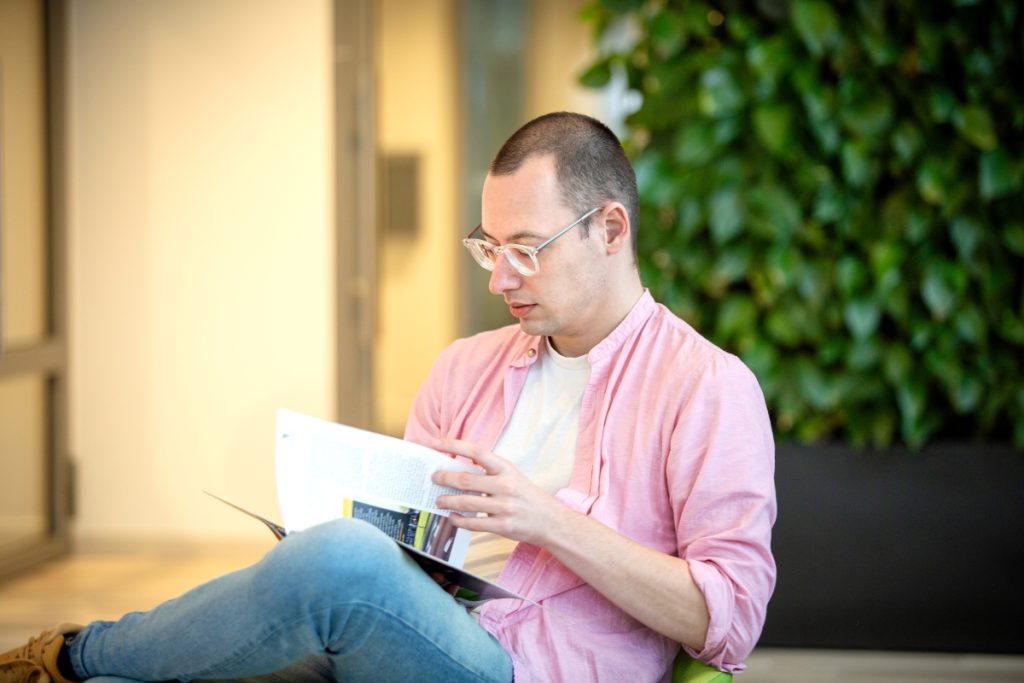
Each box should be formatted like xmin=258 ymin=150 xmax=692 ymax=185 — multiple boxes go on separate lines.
xmin=1 ymin=112 xmax=775 ymax=683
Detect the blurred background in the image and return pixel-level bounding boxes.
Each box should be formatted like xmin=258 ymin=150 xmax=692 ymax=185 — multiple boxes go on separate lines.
xmin=1 ymin=0 xmax=1022 ymax=678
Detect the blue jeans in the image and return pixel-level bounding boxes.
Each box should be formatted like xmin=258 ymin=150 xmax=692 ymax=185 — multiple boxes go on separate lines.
xmin=67 ymin=519 xmax=513 ymax=683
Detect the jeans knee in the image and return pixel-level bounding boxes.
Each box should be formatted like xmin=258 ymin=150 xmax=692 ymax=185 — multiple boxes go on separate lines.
xmin=256 ymin=518 xmax=401 ymax=600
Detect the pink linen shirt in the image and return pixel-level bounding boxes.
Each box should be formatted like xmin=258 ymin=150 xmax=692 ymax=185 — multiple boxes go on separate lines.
xmin=404 ymin=290 xmax=776 ymax=682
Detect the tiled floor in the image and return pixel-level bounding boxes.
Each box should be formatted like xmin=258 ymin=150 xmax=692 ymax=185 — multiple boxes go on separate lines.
xmin=1 ymin=541 xmax=1022 ymax=682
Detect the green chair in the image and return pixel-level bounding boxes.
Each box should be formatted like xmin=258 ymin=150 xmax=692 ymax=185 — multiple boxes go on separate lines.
xmin=672 ymin=651 xmax=732 ymax=683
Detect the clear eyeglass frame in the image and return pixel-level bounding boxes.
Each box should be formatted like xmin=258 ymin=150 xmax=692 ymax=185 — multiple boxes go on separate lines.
xmin=461 ymin=206 xmax=601 ymax=277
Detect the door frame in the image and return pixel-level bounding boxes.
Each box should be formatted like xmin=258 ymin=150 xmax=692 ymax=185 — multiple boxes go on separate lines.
xmin=0 ymin=0 xmax=72 ymax=580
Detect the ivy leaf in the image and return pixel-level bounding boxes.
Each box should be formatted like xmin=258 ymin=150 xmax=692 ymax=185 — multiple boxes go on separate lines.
xmin=578 ymin=58 xmax=613 ymax=88
xmin=844 ymin=298 xmax=882 ymax=339
xmin=949 ymin=216 xmax=983 ymax=262
xmin=796 ymin=356 xmax=838 ymax=410
xmin=750 ymin=183 xmax=802 ymax=239
xmin=979 ymin=149 xmax=1022 ymax=200
xmin=921 ymin=262 xmax=962 ymax=320
xmin=791 ymin=0 xmax=840 ymax=56
xmin=673 ymin=121 xmax=716 ymax=165
xmin=708 ymin=187 xmax=744 ymax=244
xmin=841 ymin=90 xmax=894 ymax=137
xmin=891 ymin=120 xmax=923 ymax=163
xmin=753 ymin=103 xmax=794 ymax=156
xmin=928 ymin=87 xmax=956 ymax=123
xmin=715 ymin=295 xmax=758 ymax=339
xmin=766 ymin=308 xmax=801 ymax=346
xmin=953 ymin=105 xmax=998 ymax=150
xmin=1004 ymin=223 xmax=1024 ymax=255
xmin=649 ymin=10 xmax=686 ymax=57
xmin=746 ymin=36 xmax=792 ymax=88
xmin=836 ymin=255 xmax=868 ymax=297
xmin=883 ymin=344 xmax=912 ymax=386
xmin=954 ymin=305 xmax=986 ymax=345
xmin=698 ymin=66 xmax=745 ymax=118
xmin=916 ymin=157 xmax=949 ymax=205
xmin=841 ymin=139 xmax=875 ymax=187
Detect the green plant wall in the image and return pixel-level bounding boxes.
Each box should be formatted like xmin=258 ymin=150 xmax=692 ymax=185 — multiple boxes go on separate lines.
xmin=580 ymin=0 xmax=1023 ymax=448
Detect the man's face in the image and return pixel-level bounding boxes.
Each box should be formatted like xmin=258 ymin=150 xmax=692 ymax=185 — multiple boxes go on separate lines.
xmin=480 ymin=155 xmax=609 ymax=356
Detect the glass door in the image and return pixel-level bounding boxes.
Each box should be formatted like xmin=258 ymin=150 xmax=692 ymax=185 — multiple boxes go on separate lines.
xmin=0 ymin=0 xmax=71 ymax=578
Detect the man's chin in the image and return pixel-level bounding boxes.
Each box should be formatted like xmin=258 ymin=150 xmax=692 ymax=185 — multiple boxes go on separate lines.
xmin=517 ymin=318 xmax=550 ymax=338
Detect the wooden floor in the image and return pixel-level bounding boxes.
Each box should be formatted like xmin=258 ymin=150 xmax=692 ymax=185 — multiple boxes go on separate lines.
xmin=1 ymin=541 xmax=1022 ymax=682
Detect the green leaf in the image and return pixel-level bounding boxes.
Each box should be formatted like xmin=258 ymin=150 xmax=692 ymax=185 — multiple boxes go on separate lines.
xmin=813 ymin=182 xmax=845 ymax=223
xmin=846 ymin=338 xmax=881 ymax=370
xmin=578 ymin=58 xmax=613 ymax=88
xmin=953 ymin=105 xmax=998 ymax=150
xmin=921 ymin=263 xmax=960 ymax=320
xmin=712 ymin=244 xmax=752 ymax=285
xmin=869 ymin=240 xmax=904 ymax=294
xmin=954 ymin=305 xmax=986 ymax=345
xmin=791 ymin=0 xmax=840 ymax=57
xmin=928 ymin=87 xmax=957 ymax=123
xmin=840 ymin=139 xmax=875 ymax=187
xmin=891 ymin=121 xmax=923 ymax=163
xmin=858 ymin=27 xmax=898 ymax=66
xmin=673 ymin=121 xmax=716 ymax=165
xmin=698 ymin=66 xmax=745 ymax=118
xmin=883 ymin=344 xmax=912 ymax=386
xmin=716 ymin=295 xmax=758 ymax=339
xmin=746 ymin=36 xmax=792 ymax=87
xmin=836 ymin=255 xmax=868 ymax=297
xmin=765 ymin=308 xmax=801 ymax=346
xmin=840 ymin=90 xmax=893 ymax=137
xmin=1003 ymin=223 xmax=1024 ymax=255
xmin=796 ymin=357 xmax=838 ymax=410
xmin=649 ymin=10 xmax=686 ymax=57
xmin=916 ymin=158 xmax=949 ymax=205
xmin=750 ymin=183 xmax=802 ymax=239
xmin=979 ymin=149 xmax=1022 ymax=200
xmin=708 ymin=187 xmax=744 ymax=244
xmin=752 ymin=104 xmax=794 ymax=156
xmin=844 ymin=298 xmax=882 ymax=339
xmin=949 ymin=216 xmax=983 ymax=262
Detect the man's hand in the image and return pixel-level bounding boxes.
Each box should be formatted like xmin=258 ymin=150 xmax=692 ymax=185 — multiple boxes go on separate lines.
xmin=431 ymin=437 xmax=711 ymax=651
xmin=431 ymin=438 xmax=562 ymax=546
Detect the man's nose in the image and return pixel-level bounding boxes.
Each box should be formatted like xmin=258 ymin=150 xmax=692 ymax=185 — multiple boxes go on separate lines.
xmin=488 ymin=252 xmax=522 ymax=295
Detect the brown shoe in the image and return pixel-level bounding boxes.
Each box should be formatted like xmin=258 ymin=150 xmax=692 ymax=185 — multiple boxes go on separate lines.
xmin=0 ymin=624 xmax=83 ymax=683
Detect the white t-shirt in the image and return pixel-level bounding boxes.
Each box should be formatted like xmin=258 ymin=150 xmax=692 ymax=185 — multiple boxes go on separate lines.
xmin=462 ymin=337 xmax=591 ymax=581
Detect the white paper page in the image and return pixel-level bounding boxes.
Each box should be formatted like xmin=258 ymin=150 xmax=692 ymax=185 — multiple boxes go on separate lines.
xmin=274 ymin=409 xmax=477 ymax=565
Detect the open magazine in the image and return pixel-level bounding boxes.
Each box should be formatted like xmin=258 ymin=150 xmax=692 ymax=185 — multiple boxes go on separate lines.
xmin=208 ymin=408 xmax=528 ymax=606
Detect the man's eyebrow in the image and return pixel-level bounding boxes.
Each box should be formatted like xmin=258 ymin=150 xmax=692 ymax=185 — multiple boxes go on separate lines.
xmin=479 ymin=226 xmax=546 ymax=244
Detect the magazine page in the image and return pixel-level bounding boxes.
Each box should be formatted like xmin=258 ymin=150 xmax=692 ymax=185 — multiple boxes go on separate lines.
xmin=274 ymin=408 xmax=479 ymax=565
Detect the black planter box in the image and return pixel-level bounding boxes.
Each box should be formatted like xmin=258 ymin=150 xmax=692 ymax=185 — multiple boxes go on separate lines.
xmin=759 ymin=442 xmax=1024 ymax=653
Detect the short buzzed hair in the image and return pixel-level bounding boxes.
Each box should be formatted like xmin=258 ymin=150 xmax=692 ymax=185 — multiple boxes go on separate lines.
xmin=490 ymin=112 xmax=639 ymax=253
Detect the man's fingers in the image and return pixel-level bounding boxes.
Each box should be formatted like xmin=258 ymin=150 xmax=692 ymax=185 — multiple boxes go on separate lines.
xmin=433 ymin=468 xmax=502 ymax=495
xmin=433 ymin=438 xmax=505 ymax=473
xmin=436 ymin=492 xmax=502 ymax=515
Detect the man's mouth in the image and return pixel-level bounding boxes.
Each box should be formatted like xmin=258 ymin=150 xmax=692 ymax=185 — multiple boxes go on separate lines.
xmin=507 ymin=302 xmax=536 ymax=318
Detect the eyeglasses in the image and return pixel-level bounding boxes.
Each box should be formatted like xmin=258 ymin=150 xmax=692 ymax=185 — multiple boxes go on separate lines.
xmin=462 ymin=207 xmax=601 ymax=277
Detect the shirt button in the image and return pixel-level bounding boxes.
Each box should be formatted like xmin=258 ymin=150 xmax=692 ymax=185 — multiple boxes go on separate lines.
xmin=527 ymin=348 xmax=536 ymax=358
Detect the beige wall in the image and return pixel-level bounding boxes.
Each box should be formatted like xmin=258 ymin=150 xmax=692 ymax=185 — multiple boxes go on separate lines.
xmin=525 ymin=0 xmax=604 ymax=120
xmin=374 ymin=0 xmax=459 ymax=436
xmin=68 ymin=0 xmax=335 ymax=541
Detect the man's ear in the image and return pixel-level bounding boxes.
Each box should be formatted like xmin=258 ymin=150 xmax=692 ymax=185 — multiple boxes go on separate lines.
xmin=600 ymin=203 xmax=632 ymax=255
